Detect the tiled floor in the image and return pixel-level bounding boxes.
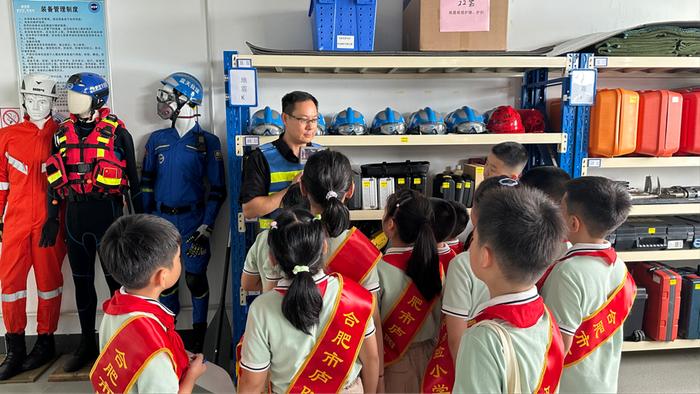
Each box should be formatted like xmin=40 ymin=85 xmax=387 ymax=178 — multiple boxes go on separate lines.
xmin=0 ymin=350 xmax=698 ymax=393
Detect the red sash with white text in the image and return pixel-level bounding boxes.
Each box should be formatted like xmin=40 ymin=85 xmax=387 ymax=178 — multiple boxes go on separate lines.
xmin=536 ymin=247 xmax=636 ymax=367
xmin=286 ymin=274 xmax=374 ymax=394
xmin=382 ymin=251 xmax=442 ymax=365
xmin=326 ymin=227 xmax=382 ymax=285
xmin=90 ymin=292 xmax=189 ymax=394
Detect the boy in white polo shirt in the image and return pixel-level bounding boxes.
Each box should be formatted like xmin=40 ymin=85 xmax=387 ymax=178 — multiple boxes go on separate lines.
xmin=454 ymin=185 xmax=567 ymax=393
xmin=540 ymin=176 xmax=635 ymax=393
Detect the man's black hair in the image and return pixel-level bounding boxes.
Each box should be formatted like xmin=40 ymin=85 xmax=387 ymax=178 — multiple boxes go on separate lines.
xmin=99 ymin=214 xmax=181 ymax=290
xmin=282 ymin=91 xmax=318 ymax=115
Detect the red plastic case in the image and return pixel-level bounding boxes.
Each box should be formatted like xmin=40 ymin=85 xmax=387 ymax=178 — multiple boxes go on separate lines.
xmin=632 ymin=262 xmax=681 ymax=341
xmin=635 ymin=90 xmax=683 ymax=157
xmin=678 ymin=90 xmax=700 ymax=155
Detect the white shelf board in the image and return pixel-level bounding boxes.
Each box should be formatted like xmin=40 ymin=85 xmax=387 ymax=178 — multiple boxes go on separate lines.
xmin=248 ymin=55 xmax=567 ymax=74
xmin=629 ymin=204 xmax=700 ymax=217
xmin=349 ymin=210 xmax=384 ymax=221
xmin=584 ymin=156 xmax=700 ymax=170
xmin=622 ymin=339 xmax=700 ymax=352
xmin=254 ymin=134 xmax=565 ymax=147
xmin=617 ymin=249 xmax=700 ymax=262
xmin=597 ymin=56 xmax=700 ymax=73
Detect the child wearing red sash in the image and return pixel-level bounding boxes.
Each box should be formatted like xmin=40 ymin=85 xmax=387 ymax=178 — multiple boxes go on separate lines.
xmin=540 ymin=177 xmax=635 ymax=393
xmin=238 ymin=208 xmax=379 ymax=394
xmin=454 ymin=185 xmax=567 ymax=393
xmin=90 ymin=215 xmax=207 ymax=394
xmin=445 ymin=200 xmax=469 ymax=255
xmin=520 ymin=166 xmax=571 ymax=205
xmin=377 ymin=190 xmax=442 ymax=393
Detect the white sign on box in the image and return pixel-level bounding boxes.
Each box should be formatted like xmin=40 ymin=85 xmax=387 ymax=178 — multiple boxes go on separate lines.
xmin=229 ymin=68 xmax=258 ymax=107
xmin=439 ymin=0 xmax=490 ymax=32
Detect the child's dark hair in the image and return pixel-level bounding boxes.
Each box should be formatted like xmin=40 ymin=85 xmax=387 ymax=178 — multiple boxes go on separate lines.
xmin=448 ymin=200 xmax=469 ymax=239
xmin=491 ymin=142 xmax=528 ymax=169
xmin=267 ymin=208 xmax=327 ymax=335
xmin=281 ymin=183 xmax=309 ymax=209
xmin=521 ymin=166 xmax=571 ymax=203
xmin=282 ymin=91 xmax=318 ymax=115
xmin=473 ymin=176 xmax=521 ymax=207
xmin=430 ymin=198 xmax=456 ymax=243
xmin=385 ymin=189 xmax=441 ymax=301
xmin=476 ymin=187 xmax=566 ymax=284
xmin=565 ymin=176 xmax=632 ymax=238
xmin=99 ymin=214 xmax=181 ymax=290
xmin=301 ymin=150 xmax=352 ymax=238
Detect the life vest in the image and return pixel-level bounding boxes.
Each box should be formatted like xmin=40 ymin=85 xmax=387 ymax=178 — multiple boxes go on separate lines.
xmin=45 ymin=107 xmax=128 ymax=198
xmin=259 ymin=141 xmax=320 ymax=194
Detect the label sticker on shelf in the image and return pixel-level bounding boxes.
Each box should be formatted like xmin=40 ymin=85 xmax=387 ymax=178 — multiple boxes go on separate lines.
xmin=648 ymin=227 xmax=656 ymax=235
xmin=336 ymin=35 xmax=355 ymax=49
xmin=594 ymin=57 xmax=608 ymax=67
xmin=400 ymin=136 xmax=409 ymax=143
xmin=668 ymin=240 xmax=683 ymax=249
xmin=413 ymin=178 xmax=422 ymax=185
xmin=244 ymin=136 xmax=260 ymax=146
xmin=587 ymin=158 xmax=602 ymax=168
xmin=398 ymin=178 xmax=406 ymax=185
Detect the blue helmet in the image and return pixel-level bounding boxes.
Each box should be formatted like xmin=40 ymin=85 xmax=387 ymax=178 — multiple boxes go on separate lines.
xmin=249 ymin=106 xmax=284 ymax=136
xmin=446 ymin=106 xmax=486 ymax=134
xmin=371 ymin=107 xmax=406 ymax=135
xmin=66 ymin=72 xmax=109 ymax=110
xmin=407 ymin=107 xmax=446 ymax=135
xmin=161 ymin=72 xmax=203 ymax=106
xmin=331 ymin=107 xmax=366 ymax=135
xmin=316 ymin=114 xmax=327 ymax=135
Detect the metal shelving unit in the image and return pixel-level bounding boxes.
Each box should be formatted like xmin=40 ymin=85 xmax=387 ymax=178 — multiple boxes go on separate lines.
xmin=622 ymin=339 xmax=700 ymax=352
xmin=617 ymin=249 xmax=700 ymax=262
xmin=582 ymin=156 xmax=700 ymax=175
xmin=629 ymin=204 xmax=700 ymax=217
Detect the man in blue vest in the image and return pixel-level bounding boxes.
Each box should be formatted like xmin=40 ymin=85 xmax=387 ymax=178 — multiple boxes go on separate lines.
xmin=240 ymin=91 xmax=321 ymax=222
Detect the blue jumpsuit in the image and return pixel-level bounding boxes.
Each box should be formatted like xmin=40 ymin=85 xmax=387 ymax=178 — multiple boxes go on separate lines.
xmin=141 ymin=124 xmax=226 ymax=324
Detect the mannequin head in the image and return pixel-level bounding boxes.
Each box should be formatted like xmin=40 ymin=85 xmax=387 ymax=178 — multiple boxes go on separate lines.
xmin=66 ymin=72 xmax=109 ymax=120
xmin=157 ymin=72 xmax=203 ymax=135
xmin=20 ymin=73 xmax=57 ymax=122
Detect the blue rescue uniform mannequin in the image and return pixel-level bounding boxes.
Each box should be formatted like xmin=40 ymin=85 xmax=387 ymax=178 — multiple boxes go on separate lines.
xmin=141 ymin=123 xmax=226 ymax=325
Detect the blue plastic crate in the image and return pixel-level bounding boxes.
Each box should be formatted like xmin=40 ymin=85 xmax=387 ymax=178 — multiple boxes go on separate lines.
xmin=308 ymin=0 xmax=377 ymax=51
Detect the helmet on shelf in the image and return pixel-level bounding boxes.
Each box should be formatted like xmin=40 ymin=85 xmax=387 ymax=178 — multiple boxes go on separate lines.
xmin=316 ymin=114 xmax=327 ymax=135
xmin=517 ymin=109 xmax=546 ymax=133
xmin=486 ymin=106 xmax=525 ymax=134
xmin=249 ymin=106 xmax=284 ymax=136
xmin=66 ymin=72 xmax=109 ymax=110
xmin=445 ymin=106 xmax=486 ymax=134
xmin=331 ymin=107 xmax=367 ymax=135
xmin=407 ymin=107 xmax=446 ymax=135
xmin=371 ymin=107 xmax=406 ymax=135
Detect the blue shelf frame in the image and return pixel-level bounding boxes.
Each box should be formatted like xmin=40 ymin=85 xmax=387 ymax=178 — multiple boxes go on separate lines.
xmin=520 ymin=53 xmax=595 ymax=177
xmin=223 ymin=51 xmax=596 ymax=375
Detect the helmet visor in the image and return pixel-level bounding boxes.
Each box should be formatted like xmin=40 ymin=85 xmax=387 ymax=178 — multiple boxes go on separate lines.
xmin=416 ymin=123 xmax=446 ymax=135
xmin=250 ymin=125 xmax=284 ymax=136
xmin=454 ymin=122 xmax=486 ymax=134
xmin=336 ymin=124 xmax=366 ymax=135
xmin=376 ymin=123 xmax=406 ymax=135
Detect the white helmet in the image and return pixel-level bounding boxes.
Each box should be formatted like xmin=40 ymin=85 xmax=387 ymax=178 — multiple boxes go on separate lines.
xmin=20 ymin=73 xmax=58 ymax=98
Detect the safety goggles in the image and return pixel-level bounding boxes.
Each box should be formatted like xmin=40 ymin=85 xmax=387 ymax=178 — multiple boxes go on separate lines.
xmin=409 ymin=123 xmax=446 ymax=135
xmin=375 ymin=123 xmax=406 ymax=135
xmin=453 ymin=122 xmax=486 ymax=134
xmin=335 ymin=124 xmax=367 ymax=135
xmin=250 ymin=124 xmax=284 ymax=136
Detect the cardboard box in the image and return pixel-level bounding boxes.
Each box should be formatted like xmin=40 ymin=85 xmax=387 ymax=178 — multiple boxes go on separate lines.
xmin=403 ymin=0 xmax=508 ymax=51
xmin=464 ymin=164 xmax=485 ymax=191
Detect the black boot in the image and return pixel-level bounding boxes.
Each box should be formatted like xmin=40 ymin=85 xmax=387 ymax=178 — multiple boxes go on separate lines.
xmin=0 ymin=333 xmax=26 ymax=380
xmin=63 ymin=332 xmax=98 ymax=373
xmin=22 ymin=334 xmax=56 ymax=371
xmin=190 ymin=323 xmax=207 ymax=354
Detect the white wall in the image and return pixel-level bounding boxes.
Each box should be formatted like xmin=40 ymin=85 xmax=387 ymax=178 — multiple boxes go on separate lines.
xmin=0 ymin=0 xmax=698 ymax=334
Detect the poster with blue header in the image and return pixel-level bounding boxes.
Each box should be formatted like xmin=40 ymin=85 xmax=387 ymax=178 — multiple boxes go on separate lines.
xmin=12 ymin=0 xmax=109 ymax=115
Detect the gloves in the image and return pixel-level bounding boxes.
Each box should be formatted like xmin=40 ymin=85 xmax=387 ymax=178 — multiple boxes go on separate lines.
xmin=39 ymin=218 xmax=60 ymax=248
xmin=186 ymin=225 xmax=212 ymax=257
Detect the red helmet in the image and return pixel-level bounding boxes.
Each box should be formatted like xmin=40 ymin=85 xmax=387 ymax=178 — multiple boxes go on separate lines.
xmin=517 ymin=109 xmax=545 ymax=133
xmin=487 ymin=106 xmax=525 ymax=133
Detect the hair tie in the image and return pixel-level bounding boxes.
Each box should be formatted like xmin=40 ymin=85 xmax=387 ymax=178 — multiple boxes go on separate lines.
xmin=325 ymin=190 xmax=338 ymax=200
xmin=498 ymin=178 xmax=519 ymax=187
xmin=313 ymin=214 xmax=322 ymax=221
xmin=269 ymin=221 xmax=278 ymax=230
xmin=292 ymin=265 xmax=310 ymax=275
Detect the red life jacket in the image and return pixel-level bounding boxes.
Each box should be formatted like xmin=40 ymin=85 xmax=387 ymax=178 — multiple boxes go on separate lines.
xmin=45 ymin=107 xmax=128 ymax=197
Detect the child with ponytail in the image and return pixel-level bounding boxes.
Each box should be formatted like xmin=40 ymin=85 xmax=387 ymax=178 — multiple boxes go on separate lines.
xmin=238 ymin=208 xmax=379 ymax=394
xmin=378 ymin=189 xmax=442 ymax=393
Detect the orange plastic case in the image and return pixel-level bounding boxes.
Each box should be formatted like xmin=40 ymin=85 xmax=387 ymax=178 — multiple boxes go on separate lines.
xmin=635 ymin=90 xmax=683 ymax=157
xmin=589 ymin=88 xmax=639 ymax=157
xmin=678 ymin=90 xmax=700 ymax=155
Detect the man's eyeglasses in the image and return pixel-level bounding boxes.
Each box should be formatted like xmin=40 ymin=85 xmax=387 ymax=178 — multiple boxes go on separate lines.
xmin=287 ymin=113 xmax=319 ymax=126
